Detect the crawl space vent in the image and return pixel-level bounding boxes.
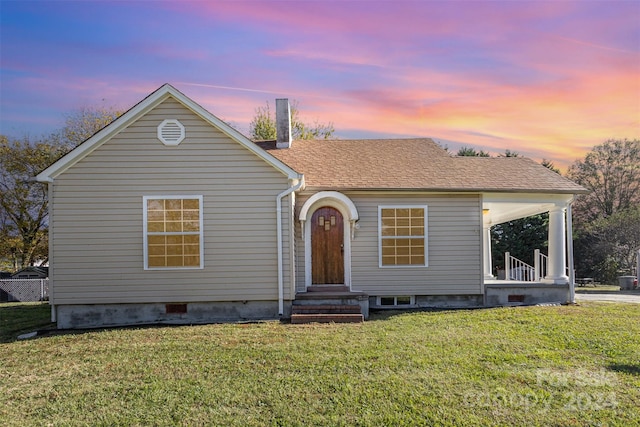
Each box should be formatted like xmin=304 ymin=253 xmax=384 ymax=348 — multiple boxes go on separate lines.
xmin=157 ymin=119 xmax=185 ymax=146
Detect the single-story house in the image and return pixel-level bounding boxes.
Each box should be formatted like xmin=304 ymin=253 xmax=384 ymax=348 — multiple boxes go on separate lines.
xmin=36 ymin=84 xmax=588 ymax=328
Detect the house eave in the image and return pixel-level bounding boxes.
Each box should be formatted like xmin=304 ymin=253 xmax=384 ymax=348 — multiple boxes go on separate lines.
xmin=301 ymin=186 xmax=588 ymax=195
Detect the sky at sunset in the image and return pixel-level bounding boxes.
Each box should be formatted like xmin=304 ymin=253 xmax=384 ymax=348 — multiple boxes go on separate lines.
xmin=1 ymin=0 xmax=638 ymax=170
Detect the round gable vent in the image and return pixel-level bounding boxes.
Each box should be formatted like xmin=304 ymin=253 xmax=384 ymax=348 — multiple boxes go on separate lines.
xmin=157 ymin=119 xmax=185 ymax=146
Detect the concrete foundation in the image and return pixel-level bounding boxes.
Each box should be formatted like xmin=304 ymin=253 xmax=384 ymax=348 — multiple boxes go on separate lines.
xmin=485 ymin=283 xmax=570 ymax=306
xmin=369 ymin=294 xmax=483 ymax=310
xmin=55 ymin=300 xmax=291 ymax=329
xmin=415 ymin=294 xmax=484 ymax=308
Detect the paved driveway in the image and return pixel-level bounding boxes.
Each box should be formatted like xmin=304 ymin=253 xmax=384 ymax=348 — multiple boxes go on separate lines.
xmin=575 ymin=291 xmax=640 ymax=304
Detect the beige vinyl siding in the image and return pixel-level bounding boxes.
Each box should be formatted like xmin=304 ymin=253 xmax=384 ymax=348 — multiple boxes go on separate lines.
xmin=295 ymin=192 xmax=482 ymax=295
xmin=50 ymin=98 xmax=293 ymax=304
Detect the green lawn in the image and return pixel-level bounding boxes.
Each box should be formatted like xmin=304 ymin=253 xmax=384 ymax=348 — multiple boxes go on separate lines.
xmin=1 ymin=302 xmax=639 ymax=426
xmin=0 ymin=302 xmax=54 ymax=343
xmin=575 ymin=284 xmax=621 ymax=292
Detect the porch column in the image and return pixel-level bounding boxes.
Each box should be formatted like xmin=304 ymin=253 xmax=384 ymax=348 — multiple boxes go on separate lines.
xmin=483 ymin=224 xmax=494 ymax=280
xmin=544 ymin=205 xmax=569 ymax=284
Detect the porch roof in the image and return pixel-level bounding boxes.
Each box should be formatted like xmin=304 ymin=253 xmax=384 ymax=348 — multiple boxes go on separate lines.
xmin=257 ymin=138 xmax=588 ymax=194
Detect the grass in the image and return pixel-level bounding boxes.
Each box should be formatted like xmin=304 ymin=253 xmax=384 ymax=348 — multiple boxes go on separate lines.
xmin=1 ymin=302 xmax=639 ymax=426
xmin=0 ymin=302 xmax=54 ymax=342
xmin=575 ymin=284 xmax=621 ymax=292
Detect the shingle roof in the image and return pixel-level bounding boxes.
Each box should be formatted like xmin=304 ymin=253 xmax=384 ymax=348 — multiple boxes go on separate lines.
xmin=257 ymin=138 xmax=588 ymax=194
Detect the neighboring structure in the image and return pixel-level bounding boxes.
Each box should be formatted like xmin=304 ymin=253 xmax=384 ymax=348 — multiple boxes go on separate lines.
xmin=37 ymin=84 xmax=588 ymax=328
xmin=0 ymin=268 xmax=49 ymax=302
xmin=11 ymin=266 xmax=49 ymax=279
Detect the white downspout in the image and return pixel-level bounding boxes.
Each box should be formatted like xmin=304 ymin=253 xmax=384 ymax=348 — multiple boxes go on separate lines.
xmin=276 ymin=177 xmax=304 ymax=315
xmin=47 ymin=181 xmax=56 ymax=323
xmin=566 ymin=198 xmax=576 ymax=304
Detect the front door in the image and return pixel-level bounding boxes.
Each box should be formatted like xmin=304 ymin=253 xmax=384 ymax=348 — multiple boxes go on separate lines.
xmin=311 ymin=207 xmax=344 ymax=284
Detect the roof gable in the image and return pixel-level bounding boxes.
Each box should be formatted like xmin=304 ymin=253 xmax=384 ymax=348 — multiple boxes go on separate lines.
xmin=37 ymin=84 xmax=301 ymax=182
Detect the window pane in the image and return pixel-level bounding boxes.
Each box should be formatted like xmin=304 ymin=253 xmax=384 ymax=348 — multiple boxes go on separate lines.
xmin=184 ymin=235 xmax=199 ymax=244
xmin=381 ymin=209 xmax=395 ymax=219
xmin=184 ymin=256 xmax=200 ymax=267
xmin=183 ymin=210 xmax=199 ymax=220
xmin=165 ymin=221 xmax=183 ymax=232
xmin=147 ymin=210 xmax=164 ymax=221
xmin=381 ymin=217 xmax=395 ymax=236
xmin=145 ymin=197 xmax=201 ymax=269
xmin=397 ymin=245 xmax=410 ymax=256
xmin=411 ymin=243 xmax=425 ymax=256
xmin=397 ymin=208 xmax=409 ymax=218
xmin=148 ymin=235 xmax=165 ymax=245
xmin=396 ymin=227 xmax=410 ymax=236
xmin=148 ymin=244 xmax=166 ymax=256
xmin=412 ymin=226 xmax=424 ymax=236
xmin=148 ymin=256 xmax=166 ymax=267
xmin=382 ymin=255 xmax=396 ymax=265
xmin=147 ymin=199 xmax=164 ymax=211
xmin=167 ymin=245 xmax=183 ymax=255
xmin=397 ymin=255 xmax=410 ymax=265
xmin=397 ymin=296 xmax=411 ymax=305
xmin=166 ymin=199 xmax=182 ymax=210
xmin=166 ymin=256 xmax=183 ymax=267
xmin=397 ymin=217 xmax=410 ymax=227
xmin=147 ymin=222 xmax=165 ymax=232
xmin=183 ymin=221 xmax=200 ymax=232
xmin=167 ymin=235 xmax=183 ymax=245
xmin=184 ymin=243 xmax=200 ymax=255
xmin=380 ymin=297 xmax=395 ymax=306
xmin=183 ymin=199 xmax=199 ymax=209
xmin=166 ymin=210 xmax=182 ymax=221
xmin=411 ymin=255 xmax=425 ymax=265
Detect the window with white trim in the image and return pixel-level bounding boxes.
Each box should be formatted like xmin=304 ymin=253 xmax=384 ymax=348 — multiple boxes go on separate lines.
xmin=377 ymin=296 xmax=415 ymax=306
xmin=379 ymin=206 xmax=427 ymax=267
xmin=143 ymin=196 xmax=203 ymax=269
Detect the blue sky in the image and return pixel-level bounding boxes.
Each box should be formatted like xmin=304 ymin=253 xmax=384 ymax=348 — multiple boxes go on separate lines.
xmin=1 ymin=0 xmax=638 ymax=169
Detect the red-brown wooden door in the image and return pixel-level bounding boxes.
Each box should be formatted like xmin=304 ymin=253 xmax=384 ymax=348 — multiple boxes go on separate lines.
xmin=311 ymin=207 xmax=344 ymax=284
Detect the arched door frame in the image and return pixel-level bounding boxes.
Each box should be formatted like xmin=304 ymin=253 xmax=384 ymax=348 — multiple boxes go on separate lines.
xmin=299 ymin=191 xmax=359 ymax=289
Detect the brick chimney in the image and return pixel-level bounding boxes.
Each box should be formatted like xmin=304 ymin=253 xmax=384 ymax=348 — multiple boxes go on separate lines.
xmin=276 ymin=98 xmax=292 ymax=149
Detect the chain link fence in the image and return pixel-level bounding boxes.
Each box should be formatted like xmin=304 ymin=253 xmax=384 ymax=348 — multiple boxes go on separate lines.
xmin=0 ymin=279 xmax=49 ymax=302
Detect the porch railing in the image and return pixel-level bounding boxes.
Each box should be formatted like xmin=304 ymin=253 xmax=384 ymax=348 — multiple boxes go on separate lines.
xmin=505 ymin=252 xmax=536 ymax=281
xmin=534 ymin=249 xmax=548 ymax=282
xmin=502 ymin=250 xmax=577 ymax=283
xmin=504 ymin=250 xmax=549 ymax=282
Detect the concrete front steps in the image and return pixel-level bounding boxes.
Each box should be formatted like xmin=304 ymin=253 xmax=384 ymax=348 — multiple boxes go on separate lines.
xmin=291 ymin=285 xmax=369 ymax=324
xmin=290 ymin=304 xmax=364 ymax=324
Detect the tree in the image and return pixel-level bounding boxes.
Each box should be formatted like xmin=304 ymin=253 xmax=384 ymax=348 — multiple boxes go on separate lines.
xmin=591 ymin=206 xmax=640 ymax=275
xmin=500 ymin=149 xmax=520 ymax=158
xmin=491 ymin=214 xmax=549 ymax=270
xmin=0 ymin=135 xmax=66 ymax=270
xmin=456 ymin=146 xmax=490 ymax=157
xmin=567 ymin=139 xmax=640 ymax=222
xmin=541 ymin=159 xmax=560 ymax=174
xmin=575 ymin=206 xmax=640 ymax=282
xmin=250 ymin=101 xmax=334 ymax=141
xmin=567 ymin=139 xmax=640 ymax=283
xmin=62 ymin=106 xmax=121 ymax=148
xmin=0 ymin=106 xmax=122 ymax=271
